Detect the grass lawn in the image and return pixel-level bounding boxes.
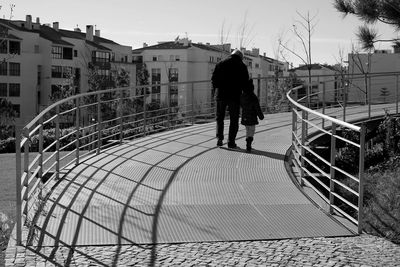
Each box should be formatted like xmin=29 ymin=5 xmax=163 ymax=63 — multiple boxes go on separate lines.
xmin=0 ymin=153 xmax=18 ymax=267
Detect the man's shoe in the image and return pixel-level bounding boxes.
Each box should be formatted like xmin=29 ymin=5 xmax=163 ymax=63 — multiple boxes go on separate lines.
xmin=227 ymin=142 xmax=237 ymax=149
xmin=217 ymin=139 xmax=223 ymax=147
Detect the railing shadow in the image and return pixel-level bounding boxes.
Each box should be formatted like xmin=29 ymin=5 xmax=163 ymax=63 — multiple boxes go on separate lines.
xmin=27 ymin=122 xmax=228 ymax=266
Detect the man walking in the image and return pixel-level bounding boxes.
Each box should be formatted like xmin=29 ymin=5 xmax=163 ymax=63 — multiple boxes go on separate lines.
xmin=211 ymin=49 xmax=249 ymax=148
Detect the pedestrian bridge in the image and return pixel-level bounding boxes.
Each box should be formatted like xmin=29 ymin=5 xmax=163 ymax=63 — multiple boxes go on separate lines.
xmin=29 ymin=113 xmax=355 ymax=249
xmin=8 ymin=73 xmax=400 ymax=265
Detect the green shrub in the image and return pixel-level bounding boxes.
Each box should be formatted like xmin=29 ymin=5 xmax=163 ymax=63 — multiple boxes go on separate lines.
xmin=363 ymin=167 xmax=400 ymax=244
xmin=0 ymin=138 xmax=15 ymax=153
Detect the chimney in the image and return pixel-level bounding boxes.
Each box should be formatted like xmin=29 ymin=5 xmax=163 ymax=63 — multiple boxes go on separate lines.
xmin=53 ymin=22 xmax=59 ymax=31
xmin=252 ymin=48 xmax=259 ymax=56
xmin=263 ymin=52 xmax=266 ymax=57
xmin=36 ymin=17 xmax=40 ymax=24
xmin=74 ymin=27 xmax=81 ymax=32
xmin=26 ymin=15 xmax=32 ymax=29
xmin=86 ymin=25 xmax=94 ymax=41
xmin=95 ymin=29 xmax=100 ymax=37
xmin=143 ymin=42 xmax=148 ymax=48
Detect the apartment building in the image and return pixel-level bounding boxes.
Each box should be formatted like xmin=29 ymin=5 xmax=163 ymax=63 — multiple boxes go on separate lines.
xmin=290 ymin=64 xmax=340 ymax=104
xmin=132 ymin=38 xmax=288 ymax=110
xmin=347 ymin=49 xmax=400 ymax=104
xmin=0 ymin=15 xmax=135 ymax=127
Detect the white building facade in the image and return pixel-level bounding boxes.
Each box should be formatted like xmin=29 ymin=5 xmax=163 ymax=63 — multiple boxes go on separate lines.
xmin=0 ymin=15 xmax=135 ymax=128
xmin=132 ymin=39 xmax=288 ymax=111
xmin=347 ymin=50 xmax=400 ymax=104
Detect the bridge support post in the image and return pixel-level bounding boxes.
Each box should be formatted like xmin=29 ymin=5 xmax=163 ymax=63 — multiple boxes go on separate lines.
xmin=358 ymin=123 xmax=366 ymax=234
xmin=75 ymin=98 xmax=80 ymax=165
xmin=396 ymin=75 xmax=399 ymax=115
xmin=329 ymin=120 xmax=337 ymax=214
xmin=15 ymin=125 xmax=22 ymax=245
xmin=55 ymin=105 xmax=60 ymax=179
xmin=96 ymin=93 xmax=102 ymax=155
xmin=300 ymin=110 xmax=307 ymax=186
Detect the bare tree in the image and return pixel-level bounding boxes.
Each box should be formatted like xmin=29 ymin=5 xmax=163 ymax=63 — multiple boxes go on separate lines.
xmin=347 ymin=44 xmax=372 ymax=104
xmin=237 ymin=11 xmax=256 ymax=50
xmin=278 ymin=10 xmax=318 ymax=106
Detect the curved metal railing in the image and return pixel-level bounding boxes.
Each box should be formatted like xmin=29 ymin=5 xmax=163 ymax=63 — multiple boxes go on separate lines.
xmin=286 ymin=72 xmax=400 ymax=234
xmin=14 ymin=80 xmax=216 ymax=245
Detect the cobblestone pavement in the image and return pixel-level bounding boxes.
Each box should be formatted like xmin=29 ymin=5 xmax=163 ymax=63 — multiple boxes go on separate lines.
xmin=4 ymin=234 xmax=400 ymax=266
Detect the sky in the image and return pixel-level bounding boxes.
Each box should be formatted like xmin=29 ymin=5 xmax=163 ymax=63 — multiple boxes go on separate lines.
xmin=4 ymin=0 xmax=399 ymax=67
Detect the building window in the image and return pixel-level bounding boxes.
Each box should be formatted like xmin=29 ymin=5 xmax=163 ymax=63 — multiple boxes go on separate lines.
xmin=0 ymin=83 xmax=7 ymax=96
xmin=170 ymin=55 xmax=180 ymax=61
xmin=9 ymin=62 xmax=20 ymax=76
xmin=51 ymin=65 xmax=62 ymax=78
xmin=92 ymin=51 xmax=110 ymax=63
xmin=152 ymin=56 xmax=158 ymax=61
xmin=169 ymin=68 xmax=178 ymax=106
xmin=37 ymin=65 xmax=41 ymax=85
xmin=9 ymin=83 xmax=20 ymax=97
xmin=52 ymin=46 xmax=63 ymax=59
xmin=63 ymin=47 xmax=72 ymax=59
xmin=9 ymin=41 xmax=20 ymax=55
xmin=0 ymin=62 xmax=7 ymax=76
xmin=74 ymin=50 xmax=78 ymax=57
xmin=12 ymin=104 xmax=20 ymax=118
xmin=151 ymin=68 xmax=161 ymax=102
xmin=0 ymin=41 xmax=7 ymax=54
xmin=255 ymin=63 xmax=260 ymax=68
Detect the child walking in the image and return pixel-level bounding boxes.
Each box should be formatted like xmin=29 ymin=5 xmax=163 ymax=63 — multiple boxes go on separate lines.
xmin=240 ymin=79 xmax=264 ymax=152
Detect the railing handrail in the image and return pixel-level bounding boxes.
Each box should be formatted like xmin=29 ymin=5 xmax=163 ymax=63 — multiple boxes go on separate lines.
xmin=24 ymin=80 xmax=212 ymax=133
xmin=286 ymin=85 xmax=361 ymax=132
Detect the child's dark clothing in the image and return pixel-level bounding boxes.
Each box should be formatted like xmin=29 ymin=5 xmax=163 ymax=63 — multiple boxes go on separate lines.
xmin=240 ymin=92 xmax=264 ymax=126
xmin=240 ymin=80 xmax=264 ymax=152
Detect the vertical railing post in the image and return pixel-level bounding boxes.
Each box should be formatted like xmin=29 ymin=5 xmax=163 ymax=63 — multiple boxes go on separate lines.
xmin=329 ymin=119 xmax=337 ymax=214
xmin=55 ymin=105 xmax=60 ymax=180
xmin=118 ymin=89 xmax=124 ymax=144
xmin=15 ymin=125 xmax=22 ymax=245
xmin=23 ymin=129 xmax=29 ymax=220
xmin=167 ymin=83 xmax=171 ymax=129
xmin=343 ymin=82 xmax=347 ymax=122
xmin=300 ymin=110 xmax=307 ymax=186
xmin=38 ymin=117 xmax=43 ymax=181
xmin=143 ymin=90 xmax=147 ymax=136
xmin=358 ymin=123 xmax=366 ymax=234
xmin=75 ymin=98 xmax=80 ymax=165
xmin=96 ymin=93 xmax=101 ymax=154
xmin=322 ymin=81 xmax=326 ymax=129
xmin=396 ymin=74 xmax=399 ymax=115
xmin=191 ymin=82 xmax=195 ymax=125
xmin=291 ymin=109 xmax=296 ymax=145
xmin=368 ymin=74 xmax=371 ymax=119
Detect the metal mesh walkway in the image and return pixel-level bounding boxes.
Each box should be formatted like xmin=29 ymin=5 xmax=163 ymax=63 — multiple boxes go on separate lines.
xmin=31 ymin=112 xmax=354 ymax=248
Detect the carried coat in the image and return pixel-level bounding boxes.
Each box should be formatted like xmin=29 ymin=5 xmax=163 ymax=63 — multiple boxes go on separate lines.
xmin=240 ymin=92 xmax=264 ymax=126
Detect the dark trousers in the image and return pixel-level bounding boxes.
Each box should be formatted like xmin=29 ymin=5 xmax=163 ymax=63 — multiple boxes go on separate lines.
xmin=216 ymin=100 xmax=240 ymax=143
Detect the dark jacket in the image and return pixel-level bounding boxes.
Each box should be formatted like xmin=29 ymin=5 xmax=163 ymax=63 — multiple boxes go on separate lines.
xmin=211 ymin=54 xmax=249 ymax=101
xmin=240 ymin=92 xmax=264 ymax=126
